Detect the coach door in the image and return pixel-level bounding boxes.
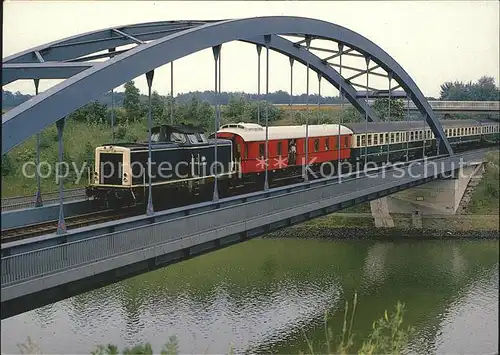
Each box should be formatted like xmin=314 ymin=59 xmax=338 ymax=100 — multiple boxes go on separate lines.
xmin=230 ymin=137 xmax=242 ymax=173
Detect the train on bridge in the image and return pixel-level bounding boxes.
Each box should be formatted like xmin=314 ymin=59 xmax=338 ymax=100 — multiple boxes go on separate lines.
xmin=85 ymin=119 xmax=499 ymax=208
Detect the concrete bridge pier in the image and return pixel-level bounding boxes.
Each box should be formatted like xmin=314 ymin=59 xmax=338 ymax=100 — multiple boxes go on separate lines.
xmin=377 ymin=161 xmax=485 ymax=216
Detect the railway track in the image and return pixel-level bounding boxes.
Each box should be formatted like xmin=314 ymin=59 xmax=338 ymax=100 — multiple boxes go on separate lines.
xmin=1 ymin=188 xmax=87 ymax=212
xmin=2 ymin=146 xmax=496 ymax=244
xmin=1 ymin=207 xmax=142 ymax=243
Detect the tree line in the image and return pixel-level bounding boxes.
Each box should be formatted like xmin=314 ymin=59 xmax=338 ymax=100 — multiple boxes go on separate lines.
xmin=4 ymin=75 xmax=497 ymax=110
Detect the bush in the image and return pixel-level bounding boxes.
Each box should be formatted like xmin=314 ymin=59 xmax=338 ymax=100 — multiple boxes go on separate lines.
xmin=1 ymin=154 xmax=14 ymax=176
xmin=116 ymin=125 xmax=128 ymax=140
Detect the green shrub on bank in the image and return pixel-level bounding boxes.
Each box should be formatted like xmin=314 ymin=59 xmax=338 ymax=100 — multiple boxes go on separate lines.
xmin=466 ymin=151 xmax=499 ymax=214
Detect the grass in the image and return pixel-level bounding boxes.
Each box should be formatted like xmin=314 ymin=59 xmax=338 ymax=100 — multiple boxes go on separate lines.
xmin=465 ymin=151 xmax=499 ymax=215
xmin=1 ymin=119 xmax=148 ymax=197
xmin=16 ymin=295 xmax=413 ymax=355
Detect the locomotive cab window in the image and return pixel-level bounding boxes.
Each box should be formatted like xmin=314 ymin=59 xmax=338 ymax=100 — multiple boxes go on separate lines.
xmin=314 ymin=139 xmax=320 ymax=152
xmin=187 ymin=134 xmax=199 ymax=144
xmin=277 ymin=142 xmax=283 ymax=156
xmin=344 ymin=137 xmax=348 ymax=148
xmin=325 ymin=138 xmax=329 ymax=151
xmin=195 ymin=133 xmax=206 ymax=143
xmin=171 ymin=132 xmax=186 ymax=143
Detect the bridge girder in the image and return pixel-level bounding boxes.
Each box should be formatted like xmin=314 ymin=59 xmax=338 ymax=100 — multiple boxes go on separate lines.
xmin=2 ymin=16 xmax=454 ymax=156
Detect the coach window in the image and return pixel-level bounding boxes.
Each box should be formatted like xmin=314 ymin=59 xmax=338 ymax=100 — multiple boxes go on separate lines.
xmin=361 ymin=135 xmax=366 ymax=147
xmin=389 ymin=133 xmax=394 ymax=143
xmin=325 ymin=138 xmax=329 ymax=150
xmin=367 ymin=134 xmax=372 ymax=146
xmin=277 ymin=142 xmax=283 ymax=156
xmin=396 ymin=132 xmax=400 ymax=142
xmin=314 ymin=139 xmax=320 ymax=152
xmin=373 ymin=134 xmax=378 ymax=145
xmin=356 ymin=136 xmax=361 ymax=147
xmin=259 ymin=144 xmax=265 ymax=158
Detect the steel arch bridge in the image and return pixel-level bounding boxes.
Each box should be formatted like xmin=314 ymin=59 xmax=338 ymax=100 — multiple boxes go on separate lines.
xmin=2 ymin=16 xmax=454 ymax=156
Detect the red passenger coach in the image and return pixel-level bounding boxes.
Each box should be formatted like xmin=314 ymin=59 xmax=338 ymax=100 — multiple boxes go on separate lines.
xmin=216 ymin=123 xmax=353 ymax=175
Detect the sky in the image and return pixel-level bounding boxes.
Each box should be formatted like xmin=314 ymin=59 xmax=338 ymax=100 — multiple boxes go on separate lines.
xmin=2 ymin=0 xmax=499 ymax=99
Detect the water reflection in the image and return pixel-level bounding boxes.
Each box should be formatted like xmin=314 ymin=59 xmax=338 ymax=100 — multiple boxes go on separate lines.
xmin=1 ymin=238 xmax=498 ymax=354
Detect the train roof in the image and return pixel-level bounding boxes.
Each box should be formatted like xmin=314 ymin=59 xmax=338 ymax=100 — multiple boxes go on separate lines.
xmin=152 ymin=123 xmax=205 ymax=134
xmin=342 ymin=119 xmax=486 ymax=134
xmin=218 ymin=122 xmax=353 ymax=141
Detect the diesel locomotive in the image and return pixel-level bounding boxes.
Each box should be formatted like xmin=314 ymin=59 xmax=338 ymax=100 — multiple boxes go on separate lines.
xmin=86 ymin=118 xmax=499 ymax=208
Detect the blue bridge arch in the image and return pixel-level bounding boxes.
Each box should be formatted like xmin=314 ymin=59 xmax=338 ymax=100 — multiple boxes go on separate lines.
xmin=2 ymin=16 xmax=454 ymax=155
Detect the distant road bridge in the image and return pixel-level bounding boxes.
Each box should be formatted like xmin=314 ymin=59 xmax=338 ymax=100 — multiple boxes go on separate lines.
xmin=275 ymin=100 xmax=500 ymax=114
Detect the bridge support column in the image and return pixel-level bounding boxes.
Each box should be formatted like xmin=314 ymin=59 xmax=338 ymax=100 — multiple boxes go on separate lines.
xmin=370 ymin=197 xmax=394 ymax=228
xmin=56 ymin=118 xmax=66 ymax=235
xmin=382 ymin=162 xmax=485 ymax=215
xmin=34 ymin=79 xmax=43 ymax=208
xmin=317 ymin=73 xmax=322 ymax=123
xmin=386 ymin=73 xmax=392 ymax=163
xmin=170 ymin=61 xmax=174 ymax=124
xmin=264 ymin=35 xmax=270 ymax=191
xmin=212 ymin=45 xmax=221 ymax=202
xmin=304 ymin=35 xmax=311 ymax=183
xmin=363 ymin=57 xmax=370 ymax=167
xmin=146 ymin=70 xmax=155 ymax=216
xmin=256 ymin=45 xmax=262 ymax=125
xmin=289 ymin=57 xmax=294 ymax=106
xmin=109 ymin=48 xmax=116 ymax=143
xmin=337 ymin=43 xmax=343 ymax=183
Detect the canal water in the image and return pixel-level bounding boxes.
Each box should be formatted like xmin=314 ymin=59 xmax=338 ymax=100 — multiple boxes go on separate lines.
xmin=1 ymin=238 xmax=498 ymax=354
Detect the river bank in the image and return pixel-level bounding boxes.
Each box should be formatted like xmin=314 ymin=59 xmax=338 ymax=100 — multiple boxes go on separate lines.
xmin=266 ymin=213 xmax=499 ymax=240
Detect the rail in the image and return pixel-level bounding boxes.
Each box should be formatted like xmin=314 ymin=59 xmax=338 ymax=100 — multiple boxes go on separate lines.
xmin=1 ymin=188 xmax=86 ymax=211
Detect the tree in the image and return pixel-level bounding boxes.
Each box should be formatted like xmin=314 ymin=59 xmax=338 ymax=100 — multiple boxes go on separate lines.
xmin=372 ymin=98 xmax=406 ymax=121
xmin=439 ymin=76 xmax=499 ymax=101
xmin=225 ymin=94 xmax=247 ymax=118
xmin=69 ymin=101 xmax=108 ymax=124
xmin=123 ymin=81 xmax=142 ymax=120
xmin=150 ymin=91 xmax=166 ymax=123
xmin=175 ymin=96 xmax=214 ymax=131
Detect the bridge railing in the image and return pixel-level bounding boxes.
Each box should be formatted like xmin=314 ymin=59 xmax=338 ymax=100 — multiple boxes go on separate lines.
xmin=275 ymin=101 xmax=500 ymax=112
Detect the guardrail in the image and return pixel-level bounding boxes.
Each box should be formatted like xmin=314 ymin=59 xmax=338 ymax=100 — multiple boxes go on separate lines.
xmin=1 ymin=149 xmax=489 ymax=290
xmin=275 ymin=101 xmax=500 ymax=112
xmin=1 ymin=188 xmax=86 ymax=211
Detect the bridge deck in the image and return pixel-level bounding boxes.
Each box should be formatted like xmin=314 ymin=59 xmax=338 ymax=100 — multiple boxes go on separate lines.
xmin=1 ymin=149 xmax=492 ymax=319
